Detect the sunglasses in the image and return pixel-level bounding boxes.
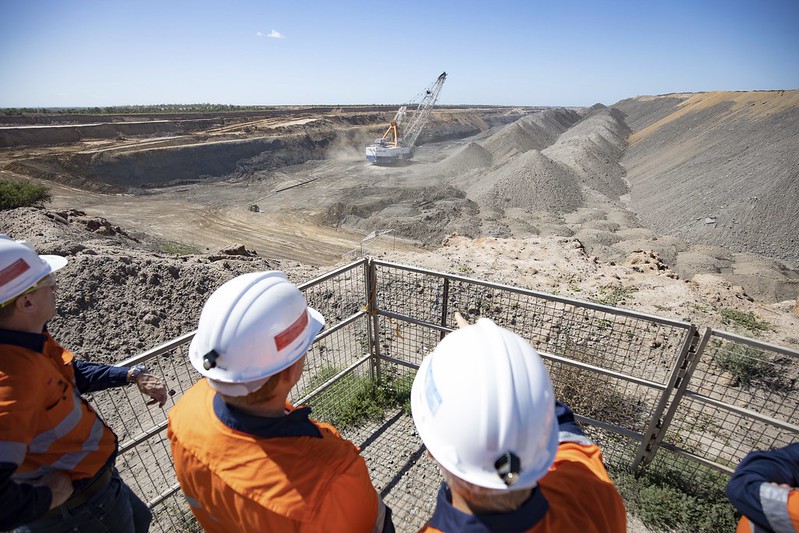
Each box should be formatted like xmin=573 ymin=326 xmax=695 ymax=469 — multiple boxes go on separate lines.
xmin=0 ymin=274 xmax=58 ymax=308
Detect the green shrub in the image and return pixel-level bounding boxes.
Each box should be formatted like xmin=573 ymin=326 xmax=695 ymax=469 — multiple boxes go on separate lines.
xmin=609 ymin=461 xmax=738 ymax=533
xmin=305 ymin=366 xmax=414 ymax=429
xmin=712 ymin=342 xmax=787 ymax=389
xmin=0 ymin=180 xmax=51 ymax=210
xmin=593 ymin=286 xmax=638 ymax=306
xmin=157 ymin=241 xmax=201 ymax=255
xmin=719 ymin=308 xmax=771 ymax=333
xmin=713 ymin=344 xmax=766 ymax=386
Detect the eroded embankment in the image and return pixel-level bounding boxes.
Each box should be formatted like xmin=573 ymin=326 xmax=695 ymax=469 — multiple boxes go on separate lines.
xmin=615 ymin=91 xmax=799 ymax=267
xmin=3 ymin=108 xmax=526 ymax=191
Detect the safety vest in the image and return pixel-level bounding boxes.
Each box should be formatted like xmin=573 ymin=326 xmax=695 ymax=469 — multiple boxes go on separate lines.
xmin=418 ymin=441 xmax=626 ymax=533
xmin=168 ymin=379 xmax=385 ymax=533
xmin=0 ymin=331 xmax=117 ymax=482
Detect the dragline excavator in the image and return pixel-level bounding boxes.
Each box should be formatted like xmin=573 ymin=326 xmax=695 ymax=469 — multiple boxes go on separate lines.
xmin=365 ymin=72 xmax=447 ymax=164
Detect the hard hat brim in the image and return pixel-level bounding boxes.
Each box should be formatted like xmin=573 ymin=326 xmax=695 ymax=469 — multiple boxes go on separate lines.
xmin=41 ymin=254 xmax=68 ymax=274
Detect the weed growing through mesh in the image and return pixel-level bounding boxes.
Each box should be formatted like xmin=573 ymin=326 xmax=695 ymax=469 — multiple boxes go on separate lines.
xmin=712 ymin=342 xmax=788 ymax=389
xmin=609 ymin=459 xmax=737 ymax=533
xmin=305 ymin=366 xmax=414 ymax=429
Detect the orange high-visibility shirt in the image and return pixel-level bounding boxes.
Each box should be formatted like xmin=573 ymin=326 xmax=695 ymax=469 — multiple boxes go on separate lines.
xmin=0 ymin=332 xmax=117 ymax=482
xmin=168 ymin=379 xmax=389 ymax=533
xmin=418 ymin=441 xmax=626 ymax=533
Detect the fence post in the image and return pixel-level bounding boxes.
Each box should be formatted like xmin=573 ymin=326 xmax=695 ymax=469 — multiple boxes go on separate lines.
xmin=632 ymin=326 xmax=710 ymax=471
xmin=439 ymin=277 xmax=450 ymax=340
xmin=365 ymin=258 xmax=382 ymax=382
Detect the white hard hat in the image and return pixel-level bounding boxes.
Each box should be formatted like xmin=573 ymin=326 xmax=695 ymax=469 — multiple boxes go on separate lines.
xmin=411 ymin=318 xmax=558 ymax=490
xmin=0 ymin=236 xmax=67 ymax=306
xmin=189 ymin=271 xmax=324 ymax=397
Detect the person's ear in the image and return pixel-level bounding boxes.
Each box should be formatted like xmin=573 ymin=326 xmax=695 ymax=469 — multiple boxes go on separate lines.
xmin=16 ymin=295 xmax=33 ymax=311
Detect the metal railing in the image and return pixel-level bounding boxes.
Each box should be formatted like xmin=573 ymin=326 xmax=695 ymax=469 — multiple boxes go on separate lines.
xmin=88 ymin=258 xmax=798 ymax=532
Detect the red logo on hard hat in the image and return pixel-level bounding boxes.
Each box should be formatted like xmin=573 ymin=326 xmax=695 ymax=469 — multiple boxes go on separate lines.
xmin=0 ymin=259 xmax=30 ymax=287
xmin=274 ymin=311 xmax=309 ymax=351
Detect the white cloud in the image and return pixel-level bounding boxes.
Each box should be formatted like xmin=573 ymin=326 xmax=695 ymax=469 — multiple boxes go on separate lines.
xmin=256 ymin=31 xmax=263 ymax=38
xmin=267 ymin=29 xmax=285 ymax=39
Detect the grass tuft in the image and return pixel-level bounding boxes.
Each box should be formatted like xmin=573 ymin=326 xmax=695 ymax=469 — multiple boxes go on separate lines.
xmin=157 ymin=241 xmax=201 ymax=256
xmin=305 ymin=366 xmax=414 ymax=429
xmin=593 ymin=286 xmax=638 ymax=306
xmin=719 ymin=308 xmax=771 ymax=334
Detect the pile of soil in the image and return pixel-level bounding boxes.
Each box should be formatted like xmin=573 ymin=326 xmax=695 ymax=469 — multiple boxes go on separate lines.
xmin=433 ymin=142 xmax=492 ymax=173
xmin=0 ymin=207 xmax=320 ymax=363
xmin=480 ymin=108 xmax=580 ymax=165
xmin=468 ymin=149 xmax=584 ymax=212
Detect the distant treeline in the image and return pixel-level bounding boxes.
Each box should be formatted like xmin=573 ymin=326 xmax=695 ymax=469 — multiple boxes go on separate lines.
xmin=0 ymin=104 xmax=282 ymax=115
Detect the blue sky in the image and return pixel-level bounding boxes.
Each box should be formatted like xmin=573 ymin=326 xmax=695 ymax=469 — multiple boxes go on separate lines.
xmin=1 ymin=0 xmax=797 ymax=108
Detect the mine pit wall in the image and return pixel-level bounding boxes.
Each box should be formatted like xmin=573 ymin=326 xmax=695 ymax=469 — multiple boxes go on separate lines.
xmin=0 ymin=106 xmax=396 ymax=127
xmin=6 ymin=109 xmax=528 ymax=190
xmin=83 ymin=135 xmax=330 ymax=188
xmin=0 ymin=119 xmax=225 ymax=148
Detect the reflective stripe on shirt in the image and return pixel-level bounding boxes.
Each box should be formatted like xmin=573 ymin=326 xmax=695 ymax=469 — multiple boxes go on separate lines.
xmin=29 ymin=390 xmax=82 ymax=453
xmin=760 ymin=483 xmax=793 ymax=533
xmin=13 ymin=416 xmax=107 ymax=480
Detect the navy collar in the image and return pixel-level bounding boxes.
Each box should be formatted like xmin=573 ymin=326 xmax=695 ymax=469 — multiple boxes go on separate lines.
xmin=212 ymin=394 xmax=323 ymax=439
xmin=427 ymin=482 xmax=549 ymax=533
xmin=0 ymin=327 xmax=47 ymax=352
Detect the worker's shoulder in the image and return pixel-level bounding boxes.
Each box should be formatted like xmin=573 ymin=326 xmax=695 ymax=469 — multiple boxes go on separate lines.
xmin=293 ymin=421 xmax=363 ymax=466
xmin=0 ymin=342 xmax=50 ymax=374
xmin=539 ymin=459 xmax=625 ymax=533
xmin=542 ymin=442 xmax=621 ymax=498
xmin=171 ymin=383 xmax=363 ymax=471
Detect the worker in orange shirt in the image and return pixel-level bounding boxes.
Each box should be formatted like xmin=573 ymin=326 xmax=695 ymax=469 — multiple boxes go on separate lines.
xmin=411 ymin=315 xmax=626 ymax=532
xmin=726 ymin=443 xmax=799 ymax=533
xmin=0 ymin=236 xmax=168 ymax=531
xmin=168 ymin=271 xmax=394 ymax=532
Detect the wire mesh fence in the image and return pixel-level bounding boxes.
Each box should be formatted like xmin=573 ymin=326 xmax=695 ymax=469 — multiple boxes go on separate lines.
xmin=83 ymin=258 xmax=797 ymax=532
xmin=654 ymin=330 xmax=799 ymax=483
xmin=88 ymin=334 xmax=198 ymax=532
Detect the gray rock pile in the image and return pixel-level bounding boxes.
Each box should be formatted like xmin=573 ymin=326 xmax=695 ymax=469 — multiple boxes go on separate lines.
xmin=468 ymin=150 xmax=584 ymax=212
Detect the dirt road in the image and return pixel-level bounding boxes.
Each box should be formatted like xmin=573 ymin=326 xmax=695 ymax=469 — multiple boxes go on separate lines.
xmin=37 ymin=154 xmax=438 ymax=265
